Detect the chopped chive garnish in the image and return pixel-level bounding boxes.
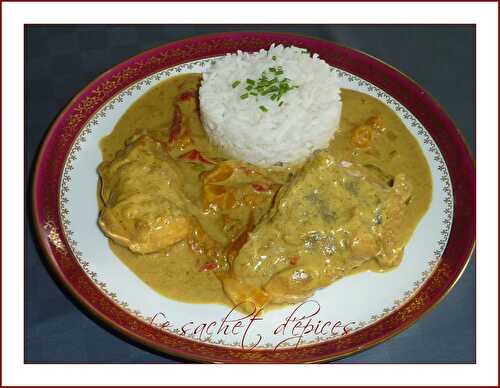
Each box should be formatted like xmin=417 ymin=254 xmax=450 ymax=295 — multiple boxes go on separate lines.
xmin=272 ymin=55 xmax=277 ymax=61
xmin=232 ymin=65 xmax=298 ymax=106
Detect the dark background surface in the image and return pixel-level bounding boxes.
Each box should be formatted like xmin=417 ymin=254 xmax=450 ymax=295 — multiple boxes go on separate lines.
xmin=25 ymin=25 xmax=476 ymax=363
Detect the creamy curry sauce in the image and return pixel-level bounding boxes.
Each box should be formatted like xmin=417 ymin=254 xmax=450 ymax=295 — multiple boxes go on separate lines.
xmin=98 ymin=74 xmax=432 ymax=308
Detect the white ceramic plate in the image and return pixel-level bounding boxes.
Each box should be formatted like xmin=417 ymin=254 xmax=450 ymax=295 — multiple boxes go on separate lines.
xmin=33 ymin=32 xmax=475 ymax=363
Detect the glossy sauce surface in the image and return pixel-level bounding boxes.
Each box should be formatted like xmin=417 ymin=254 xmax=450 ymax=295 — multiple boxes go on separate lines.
xmin=98 ymin=74 xmax=432 ymax=307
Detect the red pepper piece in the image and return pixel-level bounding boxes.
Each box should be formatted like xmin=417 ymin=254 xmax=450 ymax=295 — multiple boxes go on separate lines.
xmin=168 ymin=105 xmax=183 ymax=143
xmin=289 ymin=255 xmax=300 ymax=265
xmin=225 ymin=212 xmax=255 ymax=262
xmin=199 ymin=261 xmax=218 ymax=272
xmin=179 ymin=91 xmax=195 ymax=101
xmin=179 ymin=149 xmax=216 ymax=165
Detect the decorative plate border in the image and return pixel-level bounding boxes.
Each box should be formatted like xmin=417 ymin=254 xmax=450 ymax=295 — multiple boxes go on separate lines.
xmin=33 ymin=32 xmax=475 ymax=362
xmin=58 ymin=59 xmax=454 ymax=349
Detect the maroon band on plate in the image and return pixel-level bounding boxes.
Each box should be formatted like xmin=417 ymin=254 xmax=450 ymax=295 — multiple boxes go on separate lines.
xmin=32 ymin=32 xmax=475 ymax=363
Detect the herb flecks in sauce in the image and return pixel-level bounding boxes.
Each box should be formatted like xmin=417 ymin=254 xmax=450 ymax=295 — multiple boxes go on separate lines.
xmin=98 ymin=74 xmax=432 ymax=311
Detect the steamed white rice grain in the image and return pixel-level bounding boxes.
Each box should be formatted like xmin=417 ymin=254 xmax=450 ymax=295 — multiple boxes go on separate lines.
xmin=199 ymin=44 xmax=342 ymax=167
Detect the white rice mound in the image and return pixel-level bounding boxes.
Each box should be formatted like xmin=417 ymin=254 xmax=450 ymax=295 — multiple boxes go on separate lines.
xmin=199 ymin=44 xmax=342 ymax=167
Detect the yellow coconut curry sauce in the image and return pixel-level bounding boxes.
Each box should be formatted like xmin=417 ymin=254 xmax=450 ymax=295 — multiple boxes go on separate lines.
xmin=98 ymin=74 xmax=432 ymax=311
